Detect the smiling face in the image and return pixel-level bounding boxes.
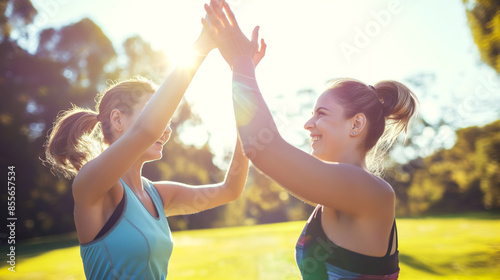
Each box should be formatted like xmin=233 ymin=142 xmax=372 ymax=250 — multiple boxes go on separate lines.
xmin=119 ymin=93 xmax=172 ymax=162
xmin=304 ymin=91 xmax=353 ymax=161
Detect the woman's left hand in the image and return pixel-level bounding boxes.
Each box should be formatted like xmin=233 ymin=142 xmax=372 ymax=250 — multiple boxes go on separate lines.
xmin=202 ymin=0 xmax=261 ymax=67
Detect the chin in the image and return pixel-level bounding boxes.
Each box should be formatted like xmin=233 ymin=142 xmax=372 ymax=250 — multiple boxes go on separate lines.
xmin=310 ymin=149 xmax=321 ymax=158
xmin=144 ymin=151 xmax=163 ymax=162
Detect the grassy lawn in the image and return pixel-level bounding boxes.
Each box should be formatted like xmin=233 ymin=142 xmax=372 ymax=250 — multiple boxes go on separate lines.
xmin=1 ymin=213 xmax=499 ymax=279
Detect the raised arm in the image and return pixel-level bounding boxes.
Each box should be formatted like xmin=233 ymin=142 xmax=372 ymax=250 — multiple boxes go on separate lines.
xmin=73 ymin=30 xmax=215 ymax=205
xmin=154 ymin=28 xmax=266 ymax=217
xmin=154 ymin=136 xmax=249 ymax=217
xmin=202 ymin=2 xmax=394 ymax=215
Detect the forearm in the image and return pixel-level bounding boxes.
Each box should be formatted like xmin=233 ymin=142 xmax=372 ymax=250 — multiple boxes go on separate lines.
xmin=232 ymin=56 xmax=281 ymax=159
xmin=222 ymin=136 xmax=249 ymax=200
xmin=134 ymin=41 xmax=210 ymax=139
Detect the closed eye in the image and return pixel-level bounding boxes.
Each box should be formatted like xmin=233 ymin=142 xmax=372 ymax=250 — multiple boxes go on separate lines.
xmin=314 ymin=107 xmax=330 ymax=117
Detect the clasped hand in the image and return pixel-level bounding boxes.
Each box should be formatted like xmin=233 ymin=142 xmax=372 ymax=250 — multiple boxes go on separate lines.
xmin=201 ymin=0 xmax=266 ymax=67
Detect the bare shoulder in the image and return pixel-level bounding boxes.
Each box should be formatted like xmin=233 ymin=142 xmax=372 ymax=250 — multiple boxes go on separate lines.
xmin=323 ymin=163 xmax=395 ymax=215
xmin=72 ymin=165 xmax=122 ymax=206
xmin=360 ymin=171 xmax=396 ymax=217
xmin=334 ymin=163 xmax=395 ymax=196
xmin=369 ymin=172 xmax=396 ymax=196
xmin=365 ymin=171 xmax=396 ymax=207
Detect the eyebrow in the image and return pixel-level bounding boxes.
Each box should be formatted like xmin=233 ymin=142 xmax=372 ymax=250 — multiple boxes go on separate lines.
xmin=313 ymin=107 xmax=330 ymax=114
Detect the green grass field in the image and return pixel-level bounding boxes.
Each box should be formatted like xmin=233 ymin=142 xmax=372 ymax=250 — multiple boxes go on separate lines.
xmin=2 ymin=213 xmax=499 ymax=279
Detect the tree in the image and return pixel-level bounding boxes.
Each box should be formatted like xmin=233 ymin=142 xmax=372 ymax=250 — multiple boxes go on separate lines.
xmin=36 ymin=17 xmax=116 ymax=100
xmin=0 ymin=1 xmax=220 ymax=239
xmin=464 ymin=0 xmax=500 ymax=74
xmin=406 ymin=120 xmax=500 ymax=215
xmin=122 ymin=35 xmax=169 ymax=81
xmin=0 ymin=0 xmax=37 ymax=43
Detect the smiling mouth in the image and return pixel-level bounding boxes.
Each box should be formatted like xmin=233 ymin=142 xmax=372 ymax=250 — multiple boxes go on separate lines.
xmin=311 ymin=136 xmax=322 ymax=143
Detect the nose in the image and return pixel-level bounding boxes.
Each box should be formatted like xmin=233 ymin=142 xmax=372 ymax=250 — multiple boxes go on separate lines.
xmin=304 ymin=116 xmax=315 ymax=131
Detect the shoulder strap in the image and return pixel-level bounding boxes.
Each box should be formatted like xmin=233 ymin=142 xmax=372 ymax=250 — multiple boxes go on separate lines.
xmin=395 ymin=219 xmax=398 ymax=249
xmin=141 ymin=177 xmax=165 ymax=212
xmin=384 ymin=219 xmax=396 ymax=257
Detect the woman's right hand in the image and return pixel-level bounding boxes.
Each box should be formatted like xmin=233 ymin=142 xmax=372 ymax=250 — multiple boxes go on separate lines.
xmin=202 ymin=0 xmax=261 ymax=67
xmin=253 ymin=38 xmax=267 ymax=67
xmin=194 ymin=0 xmax=225 ymax=55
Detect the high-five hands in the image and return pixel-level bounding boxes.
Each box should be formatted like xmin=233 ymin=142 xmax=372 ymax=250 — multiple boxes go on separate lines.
xmin=195 ymin=0 xmax=224 ymax=54
xmin=202 ymin=0 xmax=266 ymax=67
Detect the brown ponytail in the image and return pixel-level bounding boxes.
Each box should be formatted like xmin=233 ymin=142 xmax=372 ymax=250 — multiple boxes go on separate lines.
xmin=326 ymin=78 xmax=419 ymax=175
xmin=43 ymin=76 xmax=157 ymax=179
xmin=374 ymin=80 xmax=418 ymax=139
xmin=44 ymin=106 xmax=103 ymax=179
xmin=369 ymin=80 xmax=419 ymax=175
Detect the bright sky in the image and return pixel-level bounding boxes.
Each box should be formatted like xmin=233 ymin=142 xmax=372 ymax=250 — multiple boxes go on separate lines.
xmin=30 ymin=0 xmax=500 ymax=166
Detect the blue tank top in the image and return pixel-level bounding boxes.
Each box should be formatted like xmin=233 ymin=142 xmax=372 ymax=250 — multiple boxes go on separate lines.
xmin=295 ymin=205 xmax=399 ymax=279
xmin=80 ymin=177 xmax=173 ymax=279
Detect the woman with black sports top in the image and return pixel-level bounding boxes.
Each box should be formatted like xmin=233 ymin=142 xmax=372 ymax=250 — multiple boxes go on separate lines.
xmin=202 ymin=1 xmax=419 ymax=279
xmin=43 ymin=10 xmax=266 ymax=279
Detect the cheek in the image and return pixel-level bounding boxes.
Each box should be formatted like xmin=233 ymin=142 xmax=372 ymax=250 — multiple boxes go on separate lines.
xmin=317 ymin=118 xmax=350 ymax=141
xmin=317 ymin=118 xmax=338 ymax=135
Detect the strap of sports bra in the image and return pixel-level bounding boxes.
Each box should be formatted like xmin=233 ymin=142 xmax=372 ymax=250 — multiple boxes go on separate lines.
xmin=395 ymin=219 xmax=398 ymax=249
xmin=384 ymin=219 xmax=396 ymax=257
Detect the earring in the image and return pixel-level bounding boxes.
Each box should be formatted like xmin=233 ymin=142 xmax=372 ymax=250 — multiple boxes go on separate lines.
xmin=351 ymin=132 xmax=357 ymax=136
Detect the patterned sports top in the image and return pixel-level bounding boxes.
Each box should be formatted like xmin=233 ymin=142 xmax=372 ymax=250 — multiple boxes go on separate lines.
xmin=295 ymin=205 xmax=399 ymax=279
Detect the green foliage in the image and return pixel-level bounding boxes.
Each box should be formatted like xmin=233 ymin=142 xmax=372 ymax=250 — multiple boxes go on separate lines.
xmin=213 ymin=167 xmax=313 ymax=228
xmin=406 ymin=120 xmax=500 ymax=214
xmin=0 ymin=0 xmax=37 ymax=41
xmin=2 ymin=214 xmax=499 ymax=279
xmin=2 ymin=0 xmax=499 ymax=242
xmin=464 ymin=0 xmax=500 ymax=73
xmin=0 ymin=0 xmax=223 ymax=239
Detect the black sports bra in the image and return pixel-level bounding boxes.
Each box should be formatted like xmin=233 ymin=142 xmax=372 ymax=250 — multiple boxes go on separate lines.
xmin=93 ymin=190 xmax=125 ymax=241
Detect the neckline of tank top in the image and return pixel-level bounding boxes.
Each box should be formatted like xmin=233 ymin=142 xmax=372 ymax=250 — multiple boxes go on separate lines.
xmin=121 ymin=178 xmax=161 ymax=220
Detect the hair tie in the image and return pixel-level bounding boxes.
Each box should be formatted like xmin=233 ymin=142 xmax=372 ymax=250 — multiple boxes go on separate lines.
xmin=368 ymin=85 xmax=382 ymax=103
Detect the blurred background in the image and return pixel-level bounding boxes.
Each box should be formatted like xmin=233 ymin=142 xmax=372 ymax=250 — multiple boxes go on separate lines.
xmin=0 ymin=0 xmax=499 ymax=279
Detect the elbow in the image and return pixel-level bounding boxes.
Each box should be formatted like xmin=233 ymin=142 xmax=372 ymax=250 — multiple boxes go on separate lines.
xmin=228 ymin=190 xmax=243 ymax=203
xmin=223 ymin=181 xmax=246 ymax=203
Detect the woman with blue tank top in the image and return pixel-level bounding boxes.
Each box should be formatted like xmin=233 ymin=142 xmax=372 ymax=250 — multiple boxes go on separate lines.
xmin=43 ymin=6 xmax=266 ymax=279
xmin=202 ymin=2 xmax=419 ymax=279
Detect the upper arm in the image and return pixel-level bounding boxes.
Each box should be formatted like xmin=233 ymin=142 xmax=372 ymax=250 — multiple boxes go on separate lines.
xmin=153 ymin=181 xmax=238 ymax=217
xmin=248 ymin=136 xmax=394 ymax=215
xmin=72 ymin=126 xmax=157 ymax=205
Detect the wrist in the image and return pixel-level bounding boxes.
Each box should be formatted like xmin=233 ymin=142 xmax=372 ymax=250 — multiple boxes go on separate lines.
xmin=193 ymin=39 xmax=212 ymax=57
xmin=232 ymin=55 xmax=254 ymax=70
